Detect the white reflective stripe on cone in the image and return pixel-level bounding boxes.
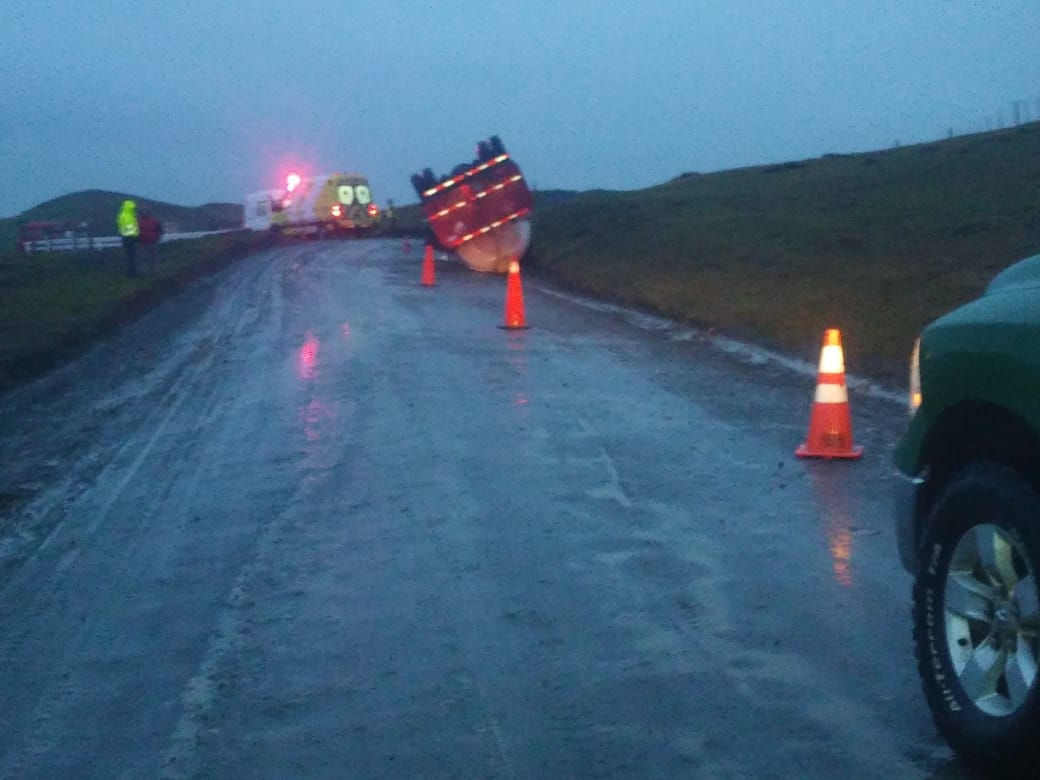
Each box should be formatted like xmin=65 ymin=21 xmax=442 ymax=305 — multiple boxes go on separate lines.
xmin=814 ymin=383 xmax=849 ymax=404
xmin=818 ymin=345 xmax=846 ymax=374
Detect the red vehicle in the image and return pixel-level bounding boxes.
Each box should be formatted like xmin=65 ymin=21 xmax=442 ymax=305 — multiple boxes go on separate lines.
xmin=17 ymin=221 xmax=91 ymax=254
xmin=411 ymin=136 xmax=534 ymax=273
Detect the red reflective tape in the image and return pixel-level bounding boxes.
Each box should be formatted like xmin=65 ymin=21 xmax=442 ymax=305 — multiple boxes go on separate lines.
xmin=455 ymin=208 xmax=530 ymax=245
xmin=428 ymin=200 xmax=468 ymax=222
xmin=817 ymin=371 xmax=846 ymax=386
xmin=421 ymin=154 xmax=513 ymax=199
xmin=427 ymin=175 xmax=528 ymax=221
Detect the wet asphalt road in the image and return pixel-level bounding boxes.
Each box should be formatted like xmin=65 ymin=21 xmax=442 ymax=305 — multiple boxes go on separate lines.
xmin=0 ymin=239 xmax=977 ymax=778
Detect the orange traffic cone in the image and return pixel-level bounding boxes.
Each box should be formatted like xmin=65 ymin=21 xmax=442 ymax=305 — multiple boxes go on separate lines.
xmin=796 ymin=329 xmax=863 ymax=459
xmin=420 ymin=243 xmax=435 ymax=286
xmin=501 ymin=259 xmax=529 ymax=329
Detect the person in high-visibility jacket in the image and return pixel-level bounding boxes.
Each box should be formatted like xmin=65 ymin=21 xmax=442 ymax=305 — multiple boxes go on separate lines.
xmin=116 ymin=200 xmax=140 ymax=277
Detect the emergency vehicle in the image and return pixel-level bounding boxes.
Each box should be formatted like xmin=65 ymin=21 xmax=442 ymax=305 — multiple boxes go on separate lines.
xmin=411 ymin=136 xmax=534 ymax=273
xmin=244 ymin=172 xmax=380 ymax=238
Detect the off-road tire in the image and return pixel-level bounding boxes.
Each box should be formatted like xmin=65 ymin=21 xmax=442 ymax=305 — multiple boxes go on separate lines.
xmin=913 ymin=460 xmax=1040 ymax=777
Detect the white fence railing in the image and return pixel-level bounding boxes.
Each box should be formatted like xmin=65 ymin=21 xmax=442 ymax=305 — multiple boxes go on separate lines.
xmin=20 ymin=229 xmax=238 ymax=255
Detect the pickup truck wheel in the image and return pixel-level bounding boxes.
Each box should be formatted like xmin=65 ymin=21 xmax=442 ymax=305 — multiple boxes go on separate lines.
xmin=913 ymin=461 xmax=1040 ymax=776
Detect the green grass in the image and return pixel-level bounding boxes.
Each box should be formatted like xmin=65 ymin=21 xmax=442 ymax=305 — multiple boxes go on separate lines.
xmin=0 ymin=231 xmax=254 ymax=389
xmin=527 ymin=123 xmax=1040 ymax=384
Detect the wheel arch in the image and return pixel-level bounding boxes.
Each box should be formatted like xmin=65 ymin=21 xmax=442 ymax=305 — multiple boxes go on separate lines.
xmin=917 ymin=401 xmax=1040 ymax=538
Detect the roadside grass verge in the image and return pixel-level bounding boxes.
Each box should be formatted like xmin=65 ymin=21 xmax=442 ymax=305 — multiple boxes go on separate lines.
xmin=528 ymin=123 xmax=1040 ymax=386
xmin=0 ymin=231 xmax=254 ymax=390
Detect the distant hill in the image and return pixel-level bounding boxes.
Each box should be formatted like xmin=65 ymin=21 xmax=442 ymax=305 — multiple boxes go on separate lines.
xmin=534 ymin=189 xmax=583 ymax=210
xmin=0 ymin=190 xmax=242 ymax=248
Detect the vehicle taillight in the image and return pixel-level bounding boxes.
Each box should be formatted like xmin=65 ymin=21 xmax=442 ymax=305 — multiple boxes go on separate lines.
xmin=367 ymin=203 xmax=379 ymax=217
xmin=330 ymin=204 xmax=342 ymax=218
xmin=908 ymin=337 xmax=922 ymax=414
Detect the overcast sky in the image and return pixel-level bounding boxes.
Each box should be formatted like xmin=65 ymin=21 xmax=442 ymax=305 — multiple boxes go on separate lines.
xmin=1 ymin=1 xmax=1038 ymax=218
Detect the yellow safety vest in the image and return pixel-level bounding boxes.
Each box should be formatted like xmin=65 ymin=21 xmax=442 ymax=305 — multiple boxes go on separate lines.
xmin=117 ymin=201 xmax=139 ymax=237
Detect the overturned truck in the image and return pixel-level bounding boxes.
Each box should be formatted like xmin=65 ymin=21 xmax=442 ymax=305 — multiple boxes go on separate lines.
xmin=411 ymin=136 xmax=533 ymax=273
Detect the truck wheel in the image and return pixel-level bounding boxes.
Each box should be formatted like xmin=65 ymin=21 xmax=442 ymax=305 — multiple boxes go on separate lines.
xmin=913 ymin=461 xmax=1040 ymax=777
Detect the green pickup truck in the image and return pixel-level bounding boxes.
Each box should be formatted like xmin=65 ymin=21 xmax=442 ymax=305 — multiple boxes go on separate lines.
xmin=894 ymin=253 xmax=1040 ymax=776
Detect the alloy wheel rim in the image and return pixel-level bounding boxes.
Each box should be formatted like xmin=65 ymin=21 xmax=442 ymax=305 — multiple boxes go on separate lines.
xmin=944 ymin=523 xmax=1040 ymax=716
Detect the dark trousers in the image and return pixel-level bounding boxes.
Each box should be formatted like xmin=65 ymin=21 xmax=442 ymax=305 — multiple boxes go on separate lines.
xmin=140 ymin=242 xmax=159 ymax=273
xmin=122 ymin=236 xmax=139 ymax=277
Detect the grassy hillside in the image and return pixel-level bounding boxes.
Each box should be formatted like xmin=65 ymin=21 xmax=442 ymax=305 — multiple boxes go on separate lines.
xmin=528 ymin=123 xmax=1040 ymax=383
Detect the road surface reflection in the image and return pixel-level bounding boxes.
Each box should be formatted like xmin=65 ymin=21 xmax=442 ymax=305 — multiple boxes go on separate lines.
xmin=298 ymin=331 xmax=320 ymax=381
xmin=807 ymin=466 xmax=861 ymax=588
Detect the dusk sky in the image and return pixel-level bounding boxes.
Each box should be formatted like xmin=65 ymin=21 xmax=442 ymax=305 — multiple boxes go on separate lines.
xmin=2 ymin=1 xmax=1038 ymax=218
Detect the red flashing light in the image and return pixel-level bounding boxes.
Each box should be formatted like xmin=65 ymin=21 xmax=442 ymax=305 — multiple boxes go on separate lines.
xmin=286 ymin=172 xmax=302 ymax=193
xmin=367 ymin=203 xmax=379 ymax=217
xmin=330 ymin=204 xmax=342 ymax=218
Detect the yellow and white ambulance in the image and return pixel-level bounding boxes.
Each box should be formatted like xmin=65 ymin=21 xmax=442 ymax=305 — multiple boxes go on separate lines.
xmin=244 ymin=172 xmax=381 ymax=238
